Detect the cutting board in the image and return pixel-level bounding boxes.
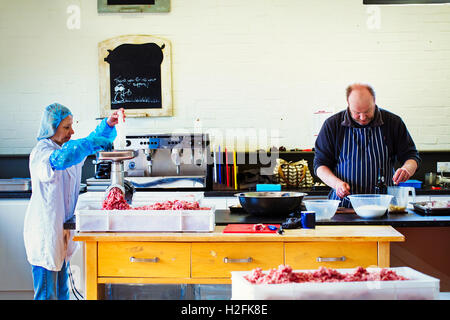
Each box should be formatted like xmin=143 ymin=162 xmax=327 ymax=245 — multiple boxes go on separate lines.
xmin=222 ymin=224 xmax=280 ymax=234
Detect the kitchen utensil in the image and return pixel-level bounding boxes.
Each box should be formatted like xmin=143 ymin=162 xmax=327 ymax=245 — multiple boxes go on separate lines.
xmin=98 ymin=150 xmax=137 ymax=197
xmin=218 ymin=145 xmax=221 ymax=184
xmin=235 ymin=192 xmax=307 ymax=217
xmin=347 ymin=194 xmax=393 ymax=219
xmin=387 ymin=186 xmax=415 ymax=213
xmin=303 ymin=199 xmax=340 ymax=220
xmin=225 ymin=147 xmax=229 ymax=187
xmin=233 ymin=150 xmax=237 ymax=190
xmin=213 ymin=145 xmax=217 ymax=183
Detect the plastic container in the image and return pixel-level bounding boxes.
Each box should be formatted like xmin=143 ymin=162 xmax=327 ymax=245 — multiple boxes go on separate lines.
xmin=0 ymin=178 xmax=31 ymax=191
xmin=347 ymin=194 xmax=393 ymax=219
xmin=387 ymin=186 xmax=416 ymax=212
xmin=303 ymin=200 xmax=340 ymax=220
xmin=399 ymin=180 xmax=422 ymax=189
xmin=256 ymin=184 xmax=282 ymax=192
xmin=75 ymin=208 xmax=215 ymax=232
xmin=75 ymin=194 xmax=215 ymax=232
xmin=231 ymin=267 xmax=439 ymax=300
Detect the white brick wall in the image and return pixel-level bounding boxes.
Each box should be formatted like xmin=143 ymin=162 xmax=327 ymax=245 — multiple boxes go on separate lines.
xmin=0 ymin=0 xmax=449 ymax=154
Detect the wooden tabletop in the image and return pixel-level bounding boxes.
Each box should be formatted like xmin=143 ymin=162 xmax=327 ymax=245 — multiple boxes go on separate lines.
xmin=73 ymin=225 xmax=405 ymax=242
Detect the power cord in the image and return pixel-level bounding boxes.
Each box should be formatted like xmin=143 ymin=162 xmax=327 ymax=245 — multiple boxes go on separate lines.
xmin=68 ymin=263 xmax=84 ymax=300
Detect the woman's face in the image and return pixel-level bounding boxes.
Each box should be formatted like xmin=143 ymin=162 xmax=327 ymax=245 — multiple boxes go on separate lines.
xmin=51 ymin=115 xmax=74 ymax=146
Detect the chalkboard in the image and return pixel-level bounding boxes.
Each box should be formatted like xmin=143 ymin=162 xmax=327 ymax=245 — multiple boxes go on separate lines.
xmin=98 ymin=35 xmax=173 ymax=118
xmin=108 ymin=0 xmax=155 ymax=4
xmin=105 ymin=43 xmax=164 ymax=110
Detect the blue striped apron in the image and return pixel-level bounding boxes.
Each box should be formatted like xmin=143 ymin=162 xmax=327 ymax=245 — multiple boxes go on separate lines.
xmin=329 ymin=126 xmax=395 ymax=208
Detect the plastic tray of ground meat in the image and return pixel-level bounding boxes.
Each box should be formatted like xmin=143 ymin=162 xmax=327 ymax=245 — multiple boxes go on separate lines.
xmin=75 ymin=201 xmax=215 ymax=232
xmin=231 ymin=267 xmax=439 ymax=300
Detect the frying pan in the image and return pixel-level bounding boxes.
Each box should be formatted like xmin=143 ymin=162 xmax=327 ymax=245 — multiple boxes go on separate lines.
xmin=235 ymin=192 xmax=307 ymax=217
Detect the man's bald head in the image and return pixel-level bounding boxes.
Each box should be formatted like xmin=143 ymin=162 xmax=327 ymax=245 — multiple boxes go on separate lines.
xmin=346 ymin=83 xmax=376 ymax=126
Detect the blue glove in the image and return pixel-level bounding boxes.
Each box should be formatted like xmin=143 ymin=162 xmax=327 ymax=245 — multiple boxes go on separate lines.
xmin=49 ymin=119 xmax=117 ymax=170
xmin=88 ymin=118 xmax=117 ymax=141
xmin=50 ymin=136 xmax=112 ymax=170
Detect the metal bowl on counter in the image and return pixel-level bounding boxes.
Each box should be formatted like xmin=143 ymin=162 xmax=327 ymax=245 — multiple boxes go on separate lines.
xmin=235 ymin=192 xmax=307 ymax=216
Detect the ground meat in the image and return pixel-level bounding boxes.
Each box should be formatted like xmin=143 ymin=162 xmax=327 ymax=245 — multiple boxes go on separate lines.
xmin=102 ymin=187 xmax=211 ymax=211
xmin=102 ymin=187 xmax=131 ymax=210
xmin=134 ymin=200 xmax=207 ymax=210
xmin=244 ymin=265 xmax=408 ymax=284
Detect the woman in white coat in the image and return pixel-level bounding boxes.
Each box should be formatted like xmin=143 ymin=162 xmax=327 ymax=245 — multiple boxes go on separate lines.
xmin=23 ymin=103 xmax=123 ymax=300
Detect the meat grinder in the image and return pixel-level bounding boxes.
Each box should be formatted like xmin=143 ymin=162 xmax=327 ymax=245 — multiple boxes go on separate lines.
xmin=97 ymin=150 xmax=137 ymax=203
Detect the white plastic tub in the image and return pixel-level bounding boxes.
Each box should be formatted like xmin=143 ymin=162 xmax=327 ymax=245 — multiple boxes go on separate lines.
xmin=75 ymin=208 xmax=215 ymax=232
xmin=75 ymin=193 xmax=214 ymax=232
xmin=231 ymin=267 xmax=439 ymax=300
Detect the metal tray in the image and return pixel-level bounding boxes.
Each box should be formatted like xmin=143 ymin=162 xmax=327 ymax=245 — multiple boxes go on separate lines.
xmin=0 ymin=179 xmax=31 ymax=191
xmin=412 ymin=201 xmax=450 ymax=216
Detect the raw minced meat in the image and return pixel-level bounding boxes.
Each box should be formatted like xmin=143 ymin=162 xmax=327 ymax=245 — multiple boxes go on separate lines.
xmin=102 ymin=187 xmax=131 ymax=210
xmin=243 ymin=265 xmax=408 ymax=284
xmin=102 ymin=187 xmax=211 ymax=211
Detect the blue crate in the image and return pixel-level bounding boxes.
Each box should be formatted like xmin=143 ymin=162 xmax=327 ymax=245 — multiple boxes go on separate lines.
xmin=398 ymin=180 xmax=422 ymax=189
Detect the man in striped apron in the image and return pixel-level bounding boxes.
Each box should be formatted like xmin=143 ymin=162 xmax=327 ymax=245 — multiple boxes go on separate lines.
xmin=313 ymin=83 xmax=420 ymax=208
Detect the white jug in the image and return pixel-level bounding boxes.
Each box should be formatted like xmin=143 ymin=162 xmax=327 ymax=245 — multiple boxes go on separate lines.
xmin=387 ymin=186 xmax=416 ymax=212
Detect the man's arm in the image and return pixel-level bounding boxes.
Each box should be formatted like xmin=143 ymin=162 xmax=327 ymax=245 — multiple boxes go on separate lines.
xmin=392 ymin=159 xmax=418 ymax=185
xmin=316 ymin=165 xmax=350 ymax=199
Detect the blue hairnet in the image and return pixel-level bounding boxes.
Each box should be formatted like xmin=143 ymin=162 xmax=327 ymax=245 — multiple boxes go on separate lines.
xmin=37 ymin=103 xmax=73 ymax=141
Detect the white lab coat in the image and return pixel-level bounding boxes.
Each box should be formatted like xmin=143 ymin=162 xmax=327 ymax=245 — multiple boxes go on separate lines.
xmin=23 ymin=139 xmax=84 ymax=271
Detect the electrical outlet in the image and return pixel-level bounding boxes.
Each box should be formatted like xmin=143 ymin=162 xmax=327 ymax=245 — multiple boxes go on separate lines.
xmin=437 ymin=162 xmax=450 ymax=173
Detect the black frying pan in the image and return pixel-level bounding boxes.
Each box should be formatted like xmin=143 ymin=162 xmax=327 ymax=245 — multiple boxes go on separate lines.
xmin=235 ymin=192 xmax=307 ymax=217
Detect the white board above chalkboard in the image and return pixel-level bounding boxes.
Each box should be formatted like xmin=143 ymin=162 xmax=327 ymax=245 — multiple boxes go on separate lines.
xmin=97 ymin=0 xmax=170 ymax=13
xmin=98 ymin=34 xmax=173 ymax=118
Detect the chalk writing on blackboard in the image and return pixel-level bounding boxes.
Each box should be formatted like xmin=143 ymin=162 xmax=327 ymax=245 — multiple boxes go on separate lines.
xmin=105 ymin=43 xmax=164 ymax=109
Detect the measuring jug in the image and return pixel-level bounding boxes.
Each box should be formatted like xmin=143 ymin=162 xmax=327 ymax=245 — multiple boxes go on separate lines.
xmin=387 ymin=186 xmax=416 ymax=212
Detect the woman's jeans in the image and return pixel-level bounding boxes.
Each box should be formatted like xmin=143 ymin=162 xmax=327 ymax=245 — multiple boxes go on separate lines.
xmin=31 ymin=261 xmax=70 ymax=300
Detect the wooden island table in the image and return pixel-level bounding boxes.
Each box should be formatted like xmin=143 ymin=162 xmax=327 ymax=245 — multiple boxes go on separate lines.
xmin=73 ymin=225 xmax=404 ymax=300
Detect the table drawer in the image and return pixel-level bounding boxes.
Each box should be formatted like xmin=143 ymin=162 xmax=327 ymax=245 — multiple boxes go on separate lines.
xmin=98 ymin=242 xmax=190 ymax=278
xmin=191 ymin=242 xmax=283 ymax=278
xmin=285 ymin=242 xmax=378 ymax=269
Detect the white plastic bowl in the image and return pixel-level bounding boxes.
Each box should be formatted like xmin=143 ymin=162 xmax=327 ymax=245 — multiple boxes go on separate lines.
xmin=303 ymin=199 xmax=340 ymax=220
xmin=347 ymin=194 xmax=393 ymax=219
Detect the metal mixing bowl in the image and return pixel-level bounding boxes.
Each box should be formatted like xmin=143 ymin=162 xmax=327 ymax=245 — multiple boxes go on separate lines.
xmin=235 ymin=192 xmax=307 ymax=216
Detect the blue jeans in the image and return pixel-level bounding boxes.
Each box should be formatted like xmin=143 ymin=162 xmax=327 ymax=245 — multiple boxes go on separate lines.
xmin=31 ymin=260 xmax=70 ymax=300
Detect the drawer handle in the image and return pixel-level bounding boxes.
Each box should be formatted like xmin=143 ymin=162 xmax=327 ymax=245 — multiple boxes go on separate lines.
xmin=316 ymin=256 xmax=346 ymax=262
xmin=130 ymin=256 xmax=160 ymax=263
xmin=223 ymin=257 xmax=253 ymax=263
